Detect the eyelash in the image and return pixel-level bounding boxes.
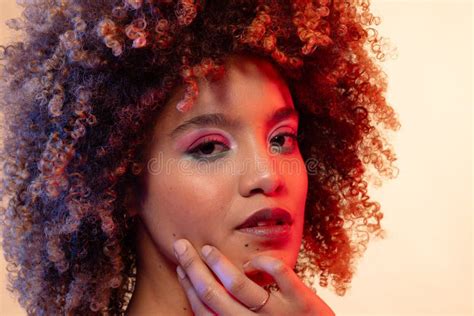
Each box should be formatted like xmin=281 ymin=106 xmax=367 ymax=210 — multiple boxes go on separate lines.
xmin=186 ymin=132 xmax=299 ymax=161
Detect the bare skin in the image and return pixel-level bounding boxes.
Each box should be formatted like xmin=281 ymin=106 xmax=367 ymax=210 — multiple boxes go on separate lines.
xmin=125 ymin=54 xmax=335 ymax=315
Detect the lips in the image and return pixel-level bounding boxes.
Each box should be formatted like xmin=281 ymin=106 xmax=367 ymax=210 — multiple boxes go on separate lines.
xmin=235 ymin=207 xmax=293 ymax=229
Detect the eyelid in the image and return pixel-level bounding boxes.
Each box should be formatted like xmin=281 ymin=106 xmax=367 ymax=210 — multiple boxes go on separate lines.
xmin=188 ymin=134 xmax=228 ymax=151
xmin=174 ymin=119 xmax=298 ymax=152
xmin=173 ymin=128 xmax=237 ymax=151
xmin=268 ymin=122 xmax=298 ymax=141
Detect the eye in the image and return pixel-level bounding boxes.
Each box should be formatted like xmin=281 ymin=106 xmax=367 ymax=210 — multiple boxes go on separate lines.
xmin=185 ymin=131 xmax=299 ymax=161
xmin=186 ymin=136 xmax=230 ymax=160
xmin=269 ymin=132 xmax=298 ymax=154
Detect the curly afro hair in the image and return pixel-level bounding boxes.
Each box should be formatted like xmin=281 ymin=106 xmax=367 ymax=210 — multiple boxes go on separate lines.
xmin=0 ymin=0 xmax=400 ymax=314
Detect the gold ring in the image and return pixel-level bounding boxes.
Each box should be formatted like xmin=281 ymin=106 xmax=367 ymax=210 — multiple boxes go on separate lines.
xmin=248 ymin=290 xmax=270 ymax=312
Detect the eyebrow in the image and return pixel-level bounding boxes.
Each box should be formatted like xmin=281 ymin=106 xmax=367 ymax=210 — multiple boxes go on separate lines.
xmin=168 ymin=105 xmax=299 ymax=139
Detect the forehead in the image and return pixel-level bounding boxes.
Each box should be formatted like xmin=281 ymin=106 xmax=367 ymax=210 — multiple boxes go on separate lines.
xmin=162 ymin=55 xmax=294 ymax=124
xmin=146 ymin=55 xmax=297 ymax=155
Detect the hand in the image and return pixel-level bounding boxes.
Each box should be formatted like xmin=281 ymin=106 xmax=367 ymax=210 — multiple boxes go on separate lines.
xmin=173 ymin=238 xmax=336 ymax=316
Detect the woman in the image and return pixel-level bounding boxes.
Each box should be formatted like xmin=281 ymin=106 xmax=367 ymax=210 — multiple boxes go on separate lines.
xmin=0 ymin=0 xmax=400 ymax=315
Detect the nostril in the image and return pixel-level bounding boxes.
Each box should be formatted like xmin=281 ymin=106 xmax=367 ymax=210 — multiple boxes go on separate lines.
xmin=249 ymin=188 xmax=264 ymax=195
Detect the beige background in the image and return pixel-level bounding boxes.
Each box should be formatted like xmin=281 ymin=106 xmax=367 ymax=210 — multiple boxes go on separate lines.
xmin=0 ymin=0 xmax=472 ymax=315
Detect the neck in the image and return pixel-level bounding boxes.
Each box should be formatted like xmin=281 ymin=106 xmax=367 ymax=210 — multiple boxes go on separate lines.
xmin=125 ymin=220 xmax=193 ymax=316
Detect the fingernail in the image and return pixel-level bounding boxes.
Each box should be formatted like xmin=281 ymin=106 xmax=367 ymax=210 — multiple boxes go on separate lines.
xmin=201 ymin=245 xmax=212 ymax=257
xmin=174 ymin=239 xmax=187 ymax=256
xmin=177 ymin=265 xmax=186 ymax=279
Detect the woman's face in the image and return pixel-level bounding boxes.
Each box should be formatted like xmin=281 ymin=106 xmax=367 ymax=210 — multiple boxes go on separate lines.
xmin=137 ymin=54 xmax=308 ymax=285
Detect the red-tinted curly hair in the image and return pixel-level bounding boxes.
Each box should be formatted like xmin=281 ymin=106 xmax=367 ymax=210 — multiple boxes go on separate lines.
xmin=0 ymin=0 xmax=400 ymax=314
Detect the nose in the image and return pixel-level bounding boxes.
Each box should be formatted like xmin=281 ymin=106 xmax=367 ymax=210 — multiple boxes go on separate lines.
xmin=238 ymin=138 xmax=284 ymax=197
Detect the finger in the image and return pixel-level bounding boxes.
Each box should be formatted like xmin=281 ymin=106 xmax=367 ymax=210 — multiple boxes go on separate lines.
xmin=244 ymin=257 xmax=338 ymax=316
xmin=246 ymin=257 xmax=338 ymax=316
xmin=243 ymin=255 xmax=307 ymax=299
xmin=200 ymin=244 xmax=274 ymax=312
xmin=173 ymin=239 xmax=250 ymax=315
xmin=176 ymin=265 xmax=216 ymax=316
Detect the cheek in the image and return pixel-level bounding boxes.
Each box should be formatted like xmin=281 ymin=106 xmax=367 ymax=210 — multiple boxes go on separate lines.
xmin=284 ymin=156 xmax=308 ymax=201
xmin=144 ymin=168 xmax=231 ymax=232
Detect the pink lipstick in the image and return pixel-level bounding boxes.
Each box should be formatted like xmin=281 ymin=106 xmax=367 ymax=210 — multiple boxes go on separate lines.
xmin=235 ymin=207 xmax=293 ymax=240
